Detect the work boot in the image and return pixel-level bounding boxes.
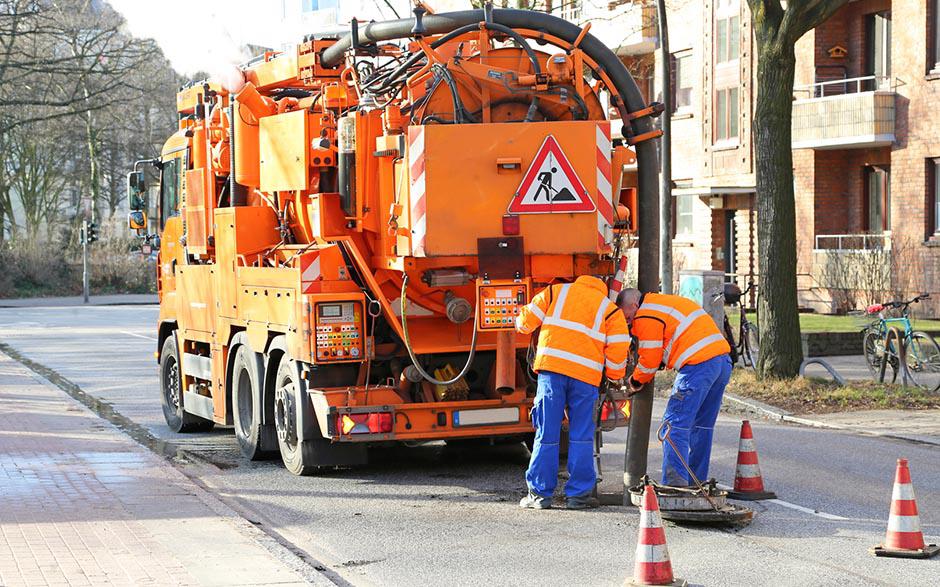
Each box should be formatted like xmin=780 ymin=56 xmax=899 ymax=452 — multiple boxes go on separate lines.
xmin=565 ymin=495 xmax=599 ymax=510
xmin=519 ymin=492 xmax=552 ymax=509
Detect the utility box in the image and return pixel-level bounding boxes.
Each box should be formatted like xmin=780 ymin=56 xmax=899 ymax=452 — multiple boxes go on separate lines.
xmin=678 ymin=269 xmax=726 ymax=329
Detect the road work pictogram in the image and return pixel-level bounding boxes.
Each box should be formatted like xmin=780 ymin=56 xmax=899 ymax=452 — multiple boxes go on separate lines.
xmin=508 ymin=135 xmax=595 ymax=214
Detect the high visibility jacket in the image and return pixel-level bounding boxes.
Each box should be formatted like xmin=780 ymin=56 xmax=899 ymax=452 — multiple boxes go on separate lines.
xmin=516 ymin=275 xmax=630 ymax=386
xmin=629 ymin=293 xmax=730 ymax=385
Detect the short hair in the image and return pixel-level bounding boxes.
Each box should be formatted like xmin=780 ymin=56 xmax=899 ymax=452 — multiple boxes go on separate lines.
xmin=616 ymin=288 xmax=641 ymax=308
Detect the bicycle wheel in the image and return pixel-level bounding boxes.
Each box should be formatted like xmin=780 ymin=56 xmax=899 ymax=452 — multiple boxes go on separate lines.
xmin=723 ymin=319 xmax=739 ymax=365
xmin=862 ymin=329 xmax=884 ymax=376
xmin=742 ymin=323 xmax=759 ymax=369
xmin=904 ymin=332 xmax=940 ymax=392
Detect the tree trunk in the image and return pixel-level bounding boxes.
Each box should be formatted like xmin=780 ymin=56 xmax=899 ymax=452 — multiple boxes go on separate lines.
xmin=753 ymin=42 xmax=803 ymax=378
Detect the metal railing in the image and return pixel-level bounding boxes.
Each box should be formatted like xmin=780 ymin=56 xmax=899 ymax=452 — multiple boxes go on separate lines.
xmin=814 ymin=233 xmax=889 ymax=251
xmin=794 ymin=75 xmax=894 ymax=99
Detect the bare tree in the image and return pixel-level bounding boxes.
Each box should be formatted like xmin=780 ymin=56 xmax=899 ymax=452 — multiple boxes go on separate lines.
xmin=7 ymin=119 xmax=67 ymax=238
xmin=747 ymin=0 xmax=849 ymax=378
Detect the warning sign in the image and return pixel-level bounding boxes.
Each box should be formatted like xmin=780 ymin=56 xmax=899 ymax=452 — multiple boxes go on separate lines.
xmin=507 ymin=135 xmax=595 ymax=214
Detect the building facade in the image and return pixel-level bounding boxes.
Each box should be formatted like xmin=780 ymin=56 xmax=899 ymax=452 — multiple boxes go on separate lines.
xmin=792 ymin=0 xmax=940 ymax=316
xmin=576 ymin=0 xmax=939 ymax=316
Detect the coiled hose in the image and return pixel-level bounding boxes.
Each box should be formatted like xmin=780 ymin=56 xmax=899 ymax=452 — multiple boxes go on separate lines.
xmin=399 ymin=274 xmax=479 ymax=386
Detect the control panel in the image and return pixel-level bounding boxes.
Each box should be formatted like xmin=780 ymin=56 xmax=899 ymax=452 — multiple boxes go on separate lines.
xmin=314 ymin=301 xmax=364 ymax=363
xmin=477 ymin=279 xmax=530 ymax=331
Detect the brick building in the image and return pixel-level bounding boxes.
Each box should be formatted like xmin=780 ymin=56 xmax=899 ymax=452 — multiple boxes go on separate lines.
xmin=575 ymin=0 xmax=940 ymax=316
xmin=792 ymin=0 xmax=940 ymax=316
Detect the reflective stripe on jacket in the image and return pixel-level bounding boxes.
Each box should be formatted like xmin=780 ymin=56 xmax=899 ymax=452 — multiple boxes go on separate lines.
xmin=629 ymin=292 xmax=730 ymax=384
xmin=516 ymin=275 xmax=630 ymax=386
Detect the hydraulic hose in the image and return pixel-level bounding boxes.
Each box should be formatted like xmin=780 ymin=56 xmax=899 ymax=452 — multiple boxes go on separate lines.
xmin=400 ymin=274 xmax=479 ymax=386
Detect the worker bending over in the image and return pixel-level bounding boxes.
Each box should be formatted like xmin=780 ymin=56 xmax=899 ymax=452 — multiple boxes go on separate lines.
xmin=617 ymin=289 xmax=732 ymax=486
xmin=515 ymin=276 xmax=630 ymax=509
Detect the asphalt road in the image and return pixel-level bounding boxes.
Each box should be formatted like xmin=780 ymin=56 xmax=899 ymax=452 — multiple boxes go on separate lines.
xmin=1 ymin=304 xmax=939 ymax=586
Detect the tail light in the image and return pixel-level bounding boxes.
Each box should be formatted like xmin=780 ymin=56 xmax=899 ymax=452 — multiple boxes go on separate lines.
xmin=338 ymin=412 xmax=393 ymax=435
xmin=601 ymin=400 xmax=630 ymax=421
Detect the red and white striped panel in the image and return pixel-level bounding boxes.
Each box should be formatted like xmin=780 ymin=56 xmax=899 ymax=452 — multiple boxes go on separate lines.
xmin=300 ymin=252 xmax=321 ymax=294
xmin=408 ymin=126 xmax=427 ymax=257
xmin=608 ymin=254 xmax=629 ymax=301
xmin=595 ymin=122 xmax=614 ymax=253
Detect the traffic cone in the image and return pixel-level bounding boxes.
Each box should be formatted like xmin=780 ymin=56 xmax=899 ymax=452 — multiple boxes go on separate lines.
xmin=626 ymin=486 xmax=687 ymax=587
xmin=871 ymin=459 xmax=939 ymax=559
xmin=727 ymin=420 xmax=776 ymax=501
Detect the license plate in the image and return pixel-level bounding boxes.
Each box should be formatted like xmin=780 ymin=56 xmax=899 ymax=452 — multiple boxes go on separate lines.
xmin=452 ymin=407 xmax=520 ymax=427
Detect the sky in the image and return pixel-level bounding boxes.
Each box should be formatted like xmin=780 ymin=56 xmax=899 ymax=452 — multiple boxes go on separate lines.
xmin=107 ymin=0 xmax=469 ymax=77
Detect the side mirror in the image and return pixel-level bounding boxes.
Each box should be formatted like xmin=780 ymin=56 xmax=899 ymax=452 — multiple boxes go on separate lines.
xmin=127 ymin=170 xmax=146 ymax=211
xmin=129 ymin=210 xmax=147 ymax=231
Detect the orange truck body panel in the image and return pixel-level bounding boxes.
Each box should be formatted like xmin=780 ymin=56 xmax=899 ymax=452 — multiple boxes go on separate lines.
xmin=147 ymin=20 xmax=638 ymax=466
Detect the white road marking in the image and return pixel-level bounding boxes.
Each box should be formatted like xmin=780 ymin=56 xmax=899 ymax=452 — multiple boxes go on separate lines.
xmin=717 ymin=483 xmax=851 ymax=520
xmin=121 ymin=331 xmax=158 ymax=342
xmin=766 ymin=499 xmax=851 ymax=521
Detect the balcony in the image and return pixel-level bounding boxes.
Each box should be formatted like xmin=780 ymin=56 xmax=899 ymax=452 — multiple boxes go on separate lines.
xmin=791 ymin=76 xmax=896 ymax=150
xmin=585 ymin=1 xmax=657 ymax=56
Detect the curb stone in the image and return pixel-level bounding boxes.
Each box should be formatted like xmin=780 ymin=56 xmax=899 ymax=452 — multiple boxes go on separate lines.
xmin=722 ymin=392 xmax=940 ymax=447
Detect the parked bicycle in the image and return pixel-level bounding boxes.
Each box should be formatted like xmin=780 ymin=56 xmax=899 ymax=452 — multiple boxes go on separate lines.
xmin=713 ymin=282 xmax=759 ymax=368
xmin=862 ymin=294 xmax=940 ymax=392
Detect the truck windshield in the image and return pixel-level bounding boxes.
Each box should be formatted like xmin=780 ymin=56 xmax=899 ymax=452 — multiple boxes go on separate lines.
xmin=160 ymin=157 xmax=180 ymax=229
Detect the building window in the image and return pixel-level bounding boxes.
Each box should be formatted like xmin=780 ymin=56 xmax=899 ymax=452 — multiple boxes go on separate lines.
xmin=865 ymin=165 xmax=890 ymax=234
xmin=929 ymin=159 xmax=940 ymax=236
xmin=672 ymin=52 xmax=693 ymax=112
xmin=864 ymin=11 xmax=892 ymax=89
xmin=715 ymin=87 xmax=738 ymax=141
xmin=302 ymin=0 xmax=338 ymax=12
xmin=675 ymin=195 xmax=695 ymax=237
xmin=561 ymin=0 xmax=582 ymax=22
xmin=716 ymin=15 xmax=740 ymax=63
xmin=932 ymin=1 xmax=940 ymax=72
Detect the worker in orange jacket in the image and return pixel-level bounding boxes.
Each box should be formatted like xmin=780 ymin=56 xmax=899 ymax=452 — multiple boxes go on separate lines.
xmin=515 ymin=275 xmax=630 ymax=509
xmin=617 ymin=289 xmax=732 ymax=486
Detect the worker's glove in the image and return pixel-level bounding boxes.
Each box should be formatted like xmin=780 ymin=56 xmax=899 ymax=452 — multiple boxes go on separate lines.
xmin=627 ymin=377 xmax=644 ymax=395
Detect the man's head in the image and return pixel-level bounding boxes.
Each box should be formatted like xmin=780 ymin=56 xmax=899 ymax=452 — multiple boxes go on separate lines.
xmin=616 ymin=288 xmax=642 ymax=325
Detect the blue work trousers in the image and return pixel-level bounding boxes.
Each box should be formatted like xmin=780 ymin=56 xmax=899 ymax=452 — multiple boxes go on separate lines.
xmin=661 ymin=354 xmax=732 ymax=486
xmin=526 ymin=371 xmax=598 ymax=498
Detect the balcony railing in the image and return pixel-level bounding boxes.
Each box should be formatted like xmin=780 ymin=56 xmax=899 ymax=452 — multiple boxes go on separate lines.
xmin=791 ymin=76 xmax=896 ymax=150
xmin=794 ymin=75 xmax=894 ymax=98
xmin=814 ymin=233 xmax=890 ymax=251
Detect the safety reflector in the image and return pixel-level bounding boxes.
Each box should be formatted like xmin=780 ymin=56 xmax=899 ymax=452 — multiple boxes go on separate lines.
xmin=337 ymin=412 xmax=393 ymax=435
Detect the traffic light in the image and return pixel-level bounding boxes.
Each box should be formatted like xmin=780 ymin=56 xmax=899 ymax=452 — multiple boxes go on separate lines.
xmin=86 ymin=222 xmax=98 ymax=244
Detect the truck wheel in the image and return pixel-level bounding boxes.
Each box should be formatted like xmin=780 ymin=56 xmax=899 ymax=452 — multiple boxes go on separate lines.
xmin=232 ymin=345 xmax=272 ymax=460
xmin=160 ymin=335 xmax=213 ymax=433
xmin=273 ymin=356 xmax=321 ymax=476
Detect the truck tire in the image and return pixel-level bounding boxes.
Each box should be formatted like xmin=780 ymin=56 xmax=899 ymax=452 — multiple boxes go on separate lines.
xmin=232 ymin=345 xmax=273 ymax=460
xmin=272 ymin=356 xmax=367 ymax=475
xmin=273 ymin=356 xmax=321 ymax=476
xmin=160 ymin=335 xmax=213 ymax=433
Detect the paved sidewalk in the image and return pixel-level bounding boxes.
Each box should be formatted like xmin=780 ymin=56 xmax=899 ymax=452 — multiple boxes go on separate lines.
xmin=0 ymin=352 xmax=313 ymax=586
xmin=0 ymin=294 xmax=157 ymax=308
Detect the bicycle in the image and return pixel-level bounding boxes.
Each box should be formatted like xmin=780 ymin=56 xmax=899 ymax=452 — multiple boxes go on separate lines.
xmin=712 ymin=281 xmax=759 ymax=369
xmin=861 ymin=293 xmax=940 ymax=392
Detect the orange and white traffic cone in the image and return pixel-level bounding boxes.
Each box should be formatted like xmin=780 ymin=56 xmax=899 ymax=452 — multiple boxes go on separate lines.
xmin=727 ymin=420 xmax=776 ymax=501
xmin=871 ymin=458 xmax=939 ymax=559
xmin=626 ymin=486 xmax=688 ymax=587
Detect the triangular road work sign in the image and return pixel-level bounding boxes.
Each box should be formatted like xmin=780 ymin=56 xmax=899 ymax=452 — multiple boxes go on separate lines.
xmin=508 ymin=135 xmax=595 ymax=214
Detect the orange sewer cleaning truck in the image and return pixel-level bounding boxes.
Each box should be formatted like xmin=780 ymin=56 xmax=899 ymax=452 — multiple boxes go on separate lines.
xmin=128 ymin=6 xmax=659 ymax=475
